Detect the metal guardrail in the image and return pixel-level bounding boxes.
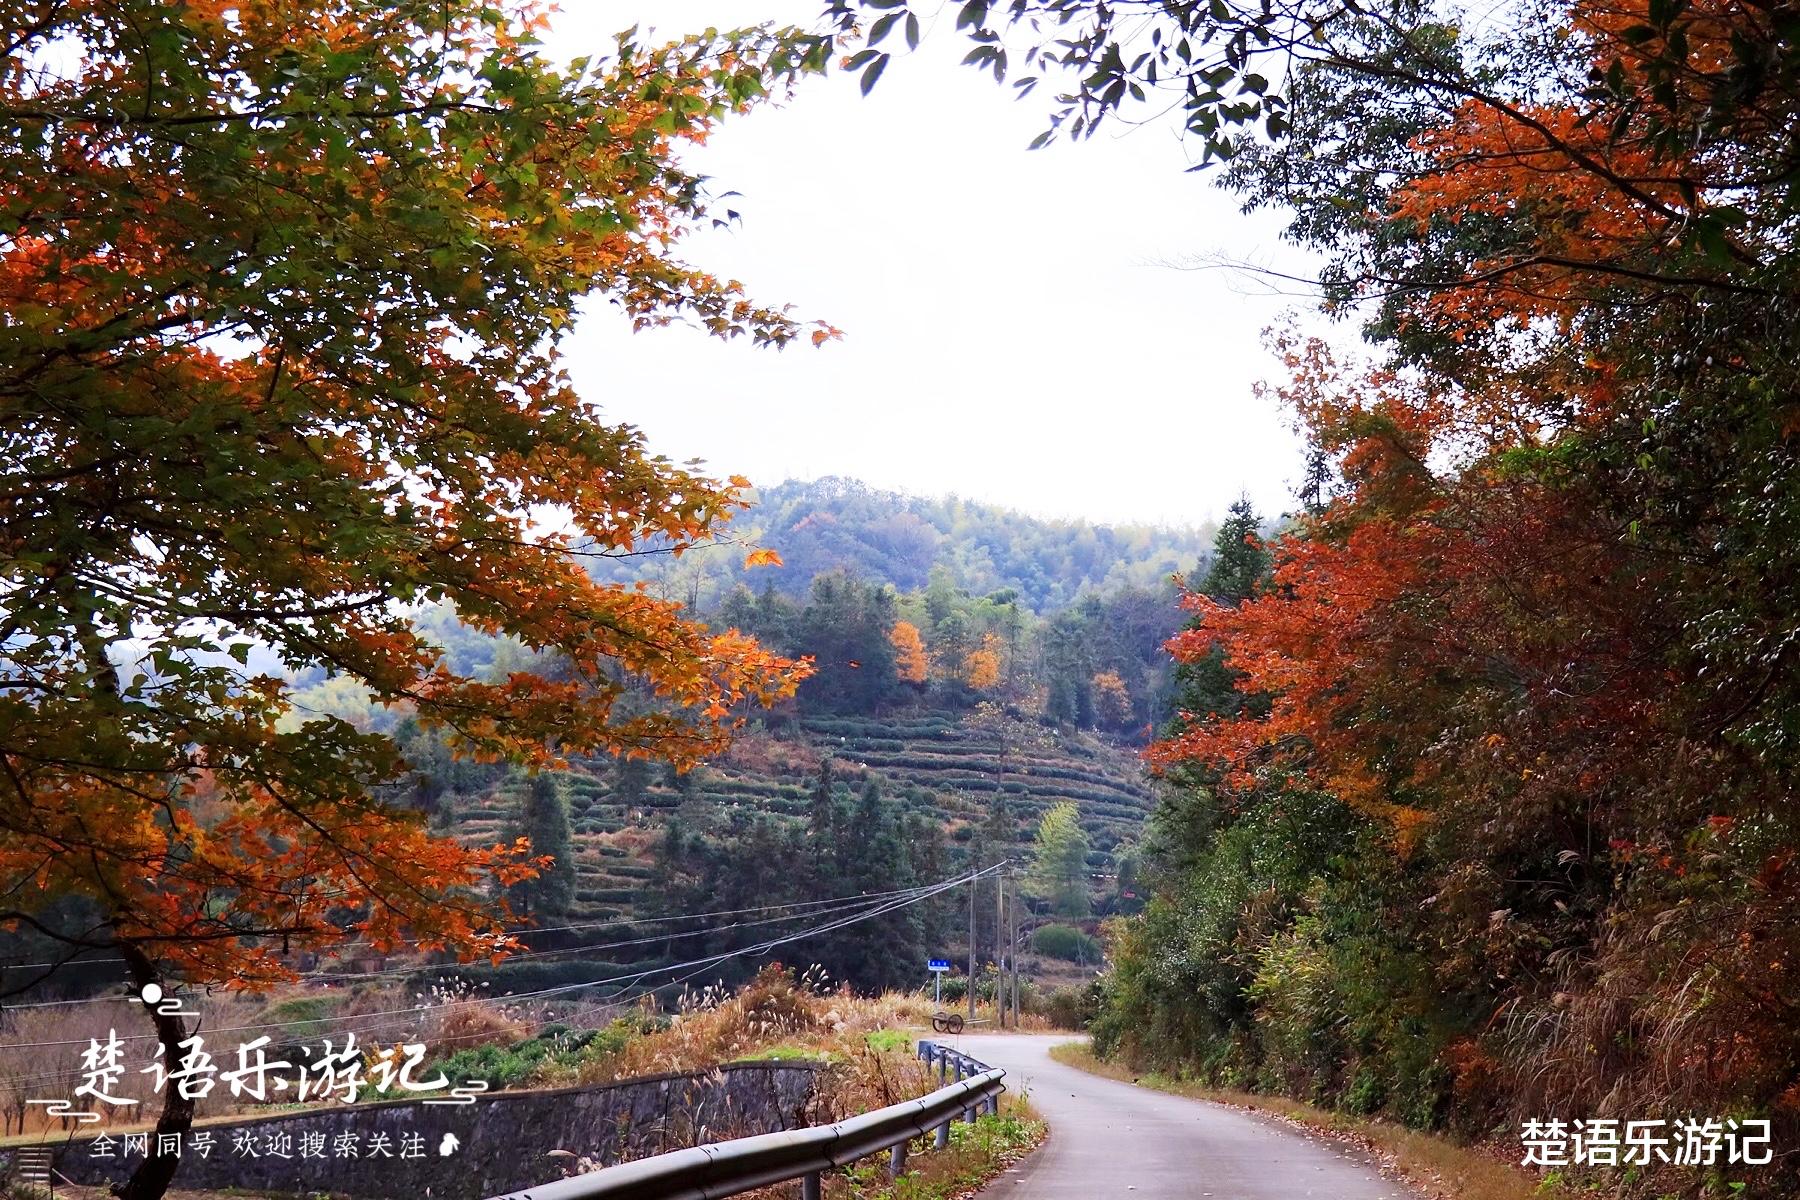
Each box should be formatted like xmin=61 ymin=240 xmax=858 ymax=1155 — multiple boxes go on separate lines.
xmin=485 ymin=1042 xmax=1004 ymax=1200
xmin=916 ymin=1039 xmax=989 ymax=1085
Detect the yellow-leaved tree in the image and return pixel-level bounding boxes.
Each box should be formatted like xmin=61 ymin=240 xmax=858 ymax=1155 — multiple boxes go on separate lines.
xmin=965 ymin=633 xmax=1004 ymax=692
xmin=890 ymin=620 xmax=930 ymax=685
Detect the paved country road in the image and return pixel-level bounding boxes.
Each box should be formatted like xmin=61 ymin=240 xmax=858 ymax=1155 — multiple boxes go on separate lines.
xmin=951 ymin=1034 xmax=1421 ymax=1200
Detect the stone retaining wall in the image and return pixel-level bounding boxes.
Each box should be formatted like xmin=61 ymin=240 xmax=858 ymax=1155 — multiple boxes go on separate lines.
xmin=7 ymin=1061 xmax=821 ymax=1199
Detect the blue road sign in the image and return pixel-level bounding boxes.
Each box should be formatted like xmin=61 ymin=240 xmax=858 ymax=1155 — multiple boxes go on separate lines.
xmin=928 ymin=958 xmax=951 ymax=972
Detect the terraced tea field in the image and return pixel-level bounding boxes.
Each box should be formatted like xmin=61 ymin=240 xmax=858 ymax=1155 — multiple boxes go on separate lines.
xmin=436 ymin=711 xmax=1155 ymax=988
xmin=793 ymin=714 xmax=1156 ymax=849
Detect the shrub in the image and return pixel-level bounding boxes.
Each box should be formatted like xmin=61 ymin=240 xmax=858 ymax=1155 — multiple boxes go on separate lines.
xmin=864 ymin=1028 xmax=912 ymax=1054
xmin=432 ymin=1023 xmax=624 ymax=1089
xmin=1040 ymin=983 xmax=1102 ymax=1030
xmin=1030 ymin=924 xmax=1101 ymax=963
xmin=1344 ymin=1067 xmax=1386 ymax=1115
xmin=253 ymin=995 xmax=338 ymax=1026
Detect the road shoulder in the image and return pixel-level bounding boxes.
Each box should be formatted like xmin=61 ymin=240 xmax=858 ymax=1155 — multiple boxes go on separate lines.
xmin=1046 ymin=1041 xmax=1548 ymax=1200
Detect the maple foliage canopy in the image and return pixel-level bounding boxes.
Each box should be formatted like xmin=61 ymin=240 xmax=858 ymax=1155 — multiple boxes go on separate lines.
xmin=0 ymin=0 xmax=825 ymax=995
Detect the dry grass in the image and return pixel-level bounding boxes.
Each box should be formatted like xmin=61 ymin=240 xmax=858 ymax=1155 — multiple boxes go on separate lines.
xmin=992 ymin=1007 xmax=1065 ymax=1033
xmin=721 ymin=730 xmax=822 ymax=778
xmin=411 ymin=977 xmax=540 ymax=1050
xmin=604 ymin=825 xmax=658 ymax=856
xmin=541 ymin=966 xmax=950 ymax=1129
xmin=1048 ymin=1042 xmax=1565 ymax=1200
xmin=550 ymin=967 xmax=936 ymax=1088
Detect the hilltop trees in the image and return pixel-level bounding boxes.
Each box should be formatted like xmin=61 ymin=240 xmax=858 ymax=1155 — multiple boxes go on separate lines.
xmin=964 ymin=634 xmax=1004 ymax=691
xmin=796 ymin=571 xmax=904 ymax=712
xmin=1196 ymin=499 xmax=1267 ymax=607
xmin=0 ymin=3 xmax=821 ymax=1194
xmin=1091 ymin=670 xmax=1132 ymax=730
xmin=1163 ymin=498 xmax=1271 ymax=747
xmin=589 ymin=478 xmax=1215 ymax=610
xmin=713 ymin=563 xmax=1184 ymax=738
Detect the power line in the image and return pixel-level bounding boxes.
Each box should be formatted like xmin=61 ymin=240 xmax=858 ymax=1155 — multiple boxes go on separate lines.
xmin=0 ymin=879 xmax=964 ymax=1006
xmin=0 ymin=865 xmax=995 ymax=1051
xmin=302 ymin=889 xmax=913 ymax=983
xmin=0 ymin=889 xmax=919 ymax=970
xmin=324 ymin=884 xmax=957 ymax=953
xmin=251 ymin=868 xmax=989 ymax=1057
xmin=315 ymin=867 xmax=992 ymax=1034
xmin=0 ymin=869 xmax=988 ymax=1092
xmin=0 ymin=953 xmax=126 ymax=972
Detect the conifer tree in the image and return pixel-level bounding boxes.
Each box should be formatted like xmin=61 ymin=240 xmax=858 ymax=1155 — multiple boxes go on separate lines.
xmin=507 ymin=774 xmax=575 ymax=921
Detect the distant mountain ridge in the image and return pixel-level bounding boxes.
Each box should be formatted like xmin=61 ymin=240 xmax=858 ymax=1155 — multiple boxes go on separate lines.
xmin=591 ymin=476 xmax=1217 ymax=613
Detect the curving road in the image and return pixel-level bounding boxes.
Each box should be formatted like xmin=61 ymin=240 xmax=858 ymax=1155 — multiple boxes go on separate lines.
xmin=953 ymin=1034 xmax=1420 ymax=1200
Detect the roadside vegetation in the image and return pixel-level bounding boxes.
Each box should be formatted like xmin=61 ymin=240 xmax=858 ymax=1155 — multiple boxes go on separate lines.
xmin=822 ymin=1098 xmax=1045 ymax=1200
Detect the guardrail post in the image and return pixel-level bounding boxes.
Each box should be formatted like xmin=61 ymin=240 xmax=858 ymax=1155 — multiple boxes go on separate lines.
xmin=987 ymin=1095 xmax=1000 ymax=1117
xmin=888 ymin=1141 xmax=908 ymax=1179
xmin=803 ymin=1171 xmax=822 ymax=1200
xmin=935 ymin=1120 xmax=951 ymax=1149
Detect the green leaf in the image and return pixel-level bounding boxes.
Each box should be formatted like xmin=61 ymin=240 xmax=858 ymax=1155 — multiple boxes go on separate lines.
xmin=860 ymin=53 xmax=889 ymax=96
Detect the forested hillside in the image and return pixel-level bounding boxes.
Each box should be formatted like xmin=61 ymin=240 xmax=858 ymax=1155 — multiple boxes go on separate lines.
xmin=293 ymin=487 xmax=1206 ymax=742
xmin=586 ymin=476 xmax=1217 ymax=613
xmin=302 ymin=483 xmax=1192 ymax=997
xmin=401 ymin=709 xmax=1151 ymax=996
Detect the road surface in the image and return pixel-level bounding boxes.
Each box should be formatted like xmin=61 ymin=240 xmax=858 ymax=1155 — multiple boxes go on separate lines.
xmin=953 ymin=1034 xmax=1420 ymax=1200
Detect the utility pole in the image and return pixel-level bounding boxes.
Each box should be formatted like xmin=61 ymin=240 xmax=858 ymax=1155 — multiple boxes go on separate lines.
xmin=967 ymin=862 xmax=978 ymax=1026
xmin=1008 ymin=869 xmax=1021 ymax=1026
xmin=996 ymin=868 xmax=1007 ymax=1028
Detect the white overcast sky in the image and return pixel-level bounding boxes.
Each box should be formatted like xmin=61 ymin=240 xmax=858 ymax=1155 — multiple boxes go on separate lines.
xmin=545 ymin=2 xmax=1330 ymax=527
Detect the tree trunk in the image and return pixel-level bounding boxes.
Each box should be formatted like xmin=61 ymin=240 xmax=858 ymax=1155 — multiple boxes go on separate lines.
xmin=114 ymin=942 xmax=193 ymax=1200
